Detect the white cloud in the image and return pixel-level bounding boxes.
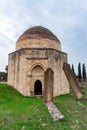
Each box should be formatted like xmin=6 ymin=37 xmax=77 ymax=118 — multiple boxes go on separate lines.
xmin=0 ymin=0 xmax=87 ymax=72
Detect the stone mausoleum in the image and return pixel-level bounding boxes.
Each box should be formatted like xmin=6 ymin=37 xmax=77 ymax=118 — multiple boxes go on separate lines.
xmin=8 ymin=26 xmax=70 ymax=97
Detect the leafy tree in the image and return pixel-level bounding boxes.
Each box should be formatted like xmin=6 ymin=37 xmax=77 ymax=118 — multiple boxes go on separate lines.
xmin=78 ymin=62 xmax=82 ymax=82
xmin=4 ymin=65 xmax=8 ymax=81
xmin=5 ymin=65 xmax=8 ymax=73
xmin=0 ymin=72 xmax=7 ymax=81
xmin=82 ymin=63 xmax=86 ymax=81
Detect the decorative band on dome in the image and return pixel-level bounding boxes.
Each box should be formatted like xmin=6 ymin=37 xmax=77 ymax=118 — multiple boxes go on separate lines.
xmin=16 ymin=26 xmax=61 ymax=43
xmin=17 ymin=33 xmax=60 ymax=43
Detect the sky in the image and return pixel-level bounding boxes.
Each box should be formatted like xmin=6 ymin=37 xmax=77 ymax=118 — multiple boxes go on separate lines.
xmin=0 ymin=0 xmax=87 ymax=72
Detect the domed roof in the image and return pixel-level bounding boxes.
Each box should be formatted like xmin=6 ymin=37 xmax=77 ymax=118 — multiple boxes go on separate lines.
xmin=17 ymin=26 xmax=60 ymax=43
xmin=16 ymin=26 xmax=61 ymax=51
xmin=23 ymin=26 xmax=55 ymax=35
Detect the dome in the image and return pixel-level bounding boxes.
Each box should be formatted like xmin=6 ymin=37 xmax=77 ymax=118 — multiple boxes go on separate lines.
xmin=16 ymin=26 xmax=61 ymax=51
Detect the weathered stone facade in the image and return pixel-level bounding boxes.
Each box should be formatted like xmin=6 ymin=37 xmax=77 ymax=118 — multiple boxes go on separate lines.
xmin=8 ymin=26 xmax=70 ymax=97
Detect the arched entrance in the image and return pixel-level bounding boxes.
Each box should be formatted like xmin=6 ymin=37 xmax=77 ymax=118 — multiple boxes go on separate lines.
xmin=30 ymin=65 xmax=44 ymax=96
xmin=34 ymin=80 xmax=42 ymax=95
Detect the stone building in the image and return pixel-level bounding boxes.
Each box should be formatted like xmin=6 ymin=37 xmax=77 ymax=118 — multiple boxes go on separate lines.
xmin=8 ymin=26 xmax=70 ymax=97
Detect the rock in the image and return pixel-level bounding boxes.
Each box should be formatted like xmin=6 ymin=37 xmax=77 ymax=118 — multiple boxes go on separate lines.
xmin=45 ymin=102 xmax=65 ymax=121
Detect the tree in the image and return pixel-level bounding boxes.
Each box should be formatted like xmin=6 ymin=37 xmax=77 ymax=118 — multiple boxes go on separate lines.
xmin=5 ymin=65 xmax=8 ymax=73
xmin=78 ymin=62 xmax=82 ymax=82
xmin=4 ymin=65 xmax=8 ymax=81
xmin=0 ymin=72 xmax=7 ymax=81
xmin=82 ymin=63 xmax=86 ymax=81
xmin=71 ymin=64 xmax=75 ymax=76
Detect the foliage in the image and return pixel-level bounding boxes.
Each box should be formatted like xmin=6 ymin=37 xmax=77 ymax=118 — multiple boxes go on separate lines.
xmin=0 ymin=65 xmax=8 ymax=82
xmin=82 ymin=64 xmax=86 ymax=81
xmin=78 ymin=62 xmax=82 ymax=81
xmin=71 ymin=64 xmax=75 ymax=76
xmin=0 ymin=83 xmax=87 ymax=130
xmin=5 ymin=65 xmax=8 ymax=73
xmin=0 ymin=72 xmax=7 ymax=81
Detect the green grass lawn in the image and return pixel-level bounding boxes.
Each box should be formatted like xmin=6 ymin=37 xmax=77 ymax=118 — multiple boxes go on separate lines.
xmin=0 ymin=83 xmax=87 ymax=130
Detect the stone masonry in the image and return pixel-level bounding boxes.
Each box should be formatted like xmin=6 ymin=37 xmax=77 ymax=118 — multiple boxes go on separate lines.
xmin=8 ymin=26 xmax=70 ymax=97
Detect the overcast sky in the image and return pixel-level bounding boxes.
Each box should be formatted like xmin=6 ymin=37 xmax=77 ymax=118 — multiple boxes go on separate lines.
xmin=0 ymin=0 xmax=87 ymax=72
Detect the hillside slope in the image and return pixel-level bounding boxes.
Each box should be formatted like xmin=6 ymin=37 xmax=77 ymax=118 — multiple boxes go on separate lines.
xmin=0 ymin=83 xmax=87 ymax=130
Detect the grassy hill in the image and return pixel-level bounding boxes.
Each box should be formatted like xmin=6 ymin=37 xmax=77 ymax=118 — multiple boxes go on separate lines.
xmin=0 ymin=83 xmax=87 ymax=130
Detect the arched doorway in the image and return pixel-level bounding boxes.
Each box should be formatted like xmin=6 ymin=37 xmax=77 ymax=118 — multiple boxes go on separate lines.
xmin=31 ymin=65 xmax=44 ymax=96
xmin=34 ymin=80 xmax=42 ymax=95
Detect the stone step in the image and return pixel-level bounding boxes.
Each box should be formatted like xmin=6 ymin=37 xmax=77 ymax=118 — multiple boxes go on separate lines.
xmin=45 ymin=102 xmax=65 ymax=121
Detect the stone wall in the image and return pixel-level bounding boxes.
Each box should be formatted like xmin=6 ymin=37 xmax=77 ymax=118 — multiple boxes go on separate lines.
xmin=16 ymin=38 xmax=61 ymax=51
xmin=8 ymin=48 xmax=70 ymax=97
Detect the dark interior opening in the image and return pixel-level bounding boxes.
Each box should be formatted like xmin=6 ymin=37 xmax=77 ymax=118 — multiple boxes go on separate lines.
xmin=34 ymin=80 xmax=42 ymax=95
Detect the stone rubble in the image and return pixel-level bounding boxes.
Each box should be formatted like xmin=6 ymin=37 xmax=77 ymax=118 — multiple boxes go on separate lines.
xmin=45 ymin=102 xmax=65 ymax=121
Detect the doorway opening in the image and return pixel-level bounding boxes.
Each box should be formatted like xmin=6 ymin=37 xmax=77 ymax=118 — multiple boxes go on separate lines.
xmin=34 ymin=80 xmax=42 ymax=95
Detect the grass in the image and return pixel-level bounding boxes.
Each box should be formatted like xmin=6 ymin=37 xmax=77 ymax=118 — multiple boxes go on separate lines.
xmin=0 ymin=84 xmax=87 ymax=130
